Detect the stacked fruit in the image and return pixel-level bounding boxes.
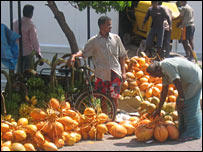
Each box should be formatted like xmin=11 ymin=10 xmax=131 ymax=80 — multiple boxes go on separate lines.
xmin=26 ymin=77 xmax=66 ymax=109
xmin=120 ymin=53 xmax=179 ymax=126
xmin=105 ymin=113 xmax=179 ymax=143
xmin=1 ymin=98 xmax=109 ymax=151
xmin=134 ymin=114 xmax=180 ymax=143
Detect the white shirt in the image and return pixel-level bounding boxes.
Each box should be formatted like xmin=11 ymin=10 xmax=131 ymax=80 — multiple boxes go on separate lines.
xmin=82 ymin=33 xmax=127 ymax=81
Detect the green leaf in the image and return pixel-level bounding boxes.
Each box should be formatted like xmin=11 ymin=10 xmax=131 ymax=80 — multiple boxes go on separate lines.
xmin=71 ymin=1 xmax=132 ymax=14
xmin=51 ymin=53 xmax=58 ymax=67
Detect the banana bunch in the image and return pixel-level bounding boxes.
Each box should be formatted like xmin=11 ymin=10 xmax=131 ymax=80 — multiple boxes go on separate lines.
xmin=46 ymin=84 xmax=65 ymax=102
xmin=10 ymin=92 xmax=22 ymax=104
xmin=25 ymin=95 xmax=38 ymax=106
xmin=1 ymin=114 xmax=15 ymax=122
xmin=27 ymin=77 xmax=45 ymax=89
xmin=19 ymin=103 xmax=35 ymax=122
xmin=5 ymin=99 xmax=20 ymax=120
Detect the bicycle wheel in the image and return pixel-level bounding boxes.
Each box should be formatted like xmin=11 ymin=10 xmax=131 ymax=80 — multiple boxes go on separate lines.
xmin=74 ymin=91 xmax=116 ymax=121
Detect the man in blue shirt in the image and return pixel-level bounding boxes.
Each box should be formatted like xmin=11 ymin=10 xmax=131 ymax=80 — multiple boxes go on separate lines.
xmin=147 ymin=57 xmax=202 ymax=142
xmin=142 ymin=1 xmax=172 ymax=58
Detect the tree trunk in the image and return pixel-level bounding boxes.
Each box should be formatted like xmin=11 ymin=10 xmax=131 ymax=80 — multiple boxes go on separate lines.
xmin=46 ymin=1 xmax=79 ymax=54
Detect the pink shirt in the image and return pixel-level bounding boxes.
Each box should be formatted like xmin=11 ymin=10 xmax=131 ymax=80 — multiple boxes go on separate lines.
xmin=13 ymin=17 xmax=41 ymax=57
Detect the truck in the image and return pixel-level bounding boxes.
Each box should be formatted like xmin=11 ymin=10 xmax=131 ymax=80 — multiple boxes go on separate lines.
xmin=119 ymin=1 xmax=182 ymax=46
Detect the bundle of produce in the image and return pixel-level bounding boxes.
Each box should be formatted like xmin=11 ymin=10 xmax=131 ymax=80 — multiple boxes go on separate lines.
xmin=134 ymin=114 xmax=180 ymax=142
xmin=1 ymin=117 xmax=38 ymax=151
xmin=79 ymin=107 xmax=109 ymax=141
xmin=26 ymin=77 xmax=66 ymax=109
xmin=106 ymin=116 xmax=140 ymax=138
xmin=120 ymin=52 xmax=179 ymax=126
xmin=1 ymin=97 xmax=110 ymax=151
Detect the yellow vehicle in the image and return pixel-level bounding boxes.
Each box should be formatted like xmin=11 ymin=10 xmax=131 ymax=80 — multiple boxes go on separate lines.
xmin=120 ymin=1 xmax=182 ymax=45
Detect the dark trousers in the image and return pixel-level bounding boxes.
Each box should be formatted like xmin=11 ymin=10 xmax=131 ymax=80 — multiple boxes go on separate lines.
xmin=146 ymin=27 xmax=165 ymax=53
xmin=17 ymin=54 xmax=34 ymax=73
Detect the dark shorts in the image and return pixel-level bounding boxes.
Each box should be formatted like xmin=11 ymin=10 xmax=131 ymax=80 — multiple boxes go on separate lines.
xmin=182 ymin=26 xmax=195 ymax=41
xmin=17 ymin=54 xmax=34 ymax=73
xmin=94 ymin=70 xmax=121 ymax=99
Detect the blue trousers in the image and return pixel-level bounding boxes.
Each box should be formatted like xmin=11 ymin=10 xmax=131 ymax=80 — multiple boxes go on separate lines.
xmin=146 ymin=27 xmax=165 ymax=51
xmin=177 ymin=88 xmax=202 ymax=139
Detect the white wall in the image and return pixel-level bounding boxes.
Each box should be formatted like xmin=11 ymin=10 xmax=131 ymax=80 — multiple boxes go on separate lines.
xmin=1 ymin=1 xmax=119 ymax=89
xmin=1 ymin=1 xmax=202 ymax=53
xmin=1 ymin=1 xmax=119 ymax=50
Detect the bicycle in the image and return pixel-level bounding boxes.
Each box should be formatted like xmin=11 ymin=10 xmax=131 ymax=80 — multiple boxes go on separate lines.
xmin=54 ymin=57 xmax=117 ymax=121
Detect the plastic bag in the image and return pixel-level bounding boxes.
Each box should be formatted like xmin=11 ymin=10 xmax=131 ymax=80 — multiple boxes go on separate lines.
xmin=1 ymin=24 xmax=20 ymax=70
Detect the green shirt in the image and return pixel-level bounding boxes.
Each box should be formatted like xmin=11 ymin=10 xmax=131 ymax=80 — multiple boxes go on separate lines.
xmin=160 ymin=57 xmax=202 ymax=100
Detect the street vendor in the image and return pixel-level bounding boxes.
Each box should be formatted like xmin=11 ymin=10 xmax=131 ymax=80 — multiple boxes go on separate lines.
xmin=68 ymin=16 xmax=127 ymax=109
xmin=146 ymin=57 xmax=202 ymax=142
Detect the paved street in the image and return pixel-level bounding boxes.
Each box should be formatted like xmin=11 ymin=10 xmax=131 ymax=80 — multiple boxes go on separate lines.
xmin=59 ymin=134 xmax=202 ymax=151
xmin=59 ymin=45 xmax=202 ymax=151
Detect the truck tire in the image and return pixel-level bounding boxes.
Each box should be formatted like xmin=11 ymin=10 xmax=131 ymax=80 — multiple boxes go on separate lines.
xmin=123 ymin=33 xmax=132 ymax=45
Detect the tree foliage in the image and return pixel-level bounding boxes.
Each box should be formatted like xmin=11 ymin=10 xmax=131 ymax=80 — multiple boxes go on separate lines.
xmin=70 ymin=1 xmax=132 ymax=14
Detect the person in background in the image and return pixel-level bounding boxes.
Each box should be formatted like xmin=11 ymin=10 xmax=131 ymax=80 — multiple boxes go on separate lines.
xmin=68 ymin=16 xmax=127 ymax=109
xmin=13 ymin=4 xmax=42 ymax=73
xmin=146 ymin=57 xmax=202 ymax=142
xmin=176 ymin=1 xmax=196 ymax=61
xmin=142 ymin=1 xmax=172 ymax=58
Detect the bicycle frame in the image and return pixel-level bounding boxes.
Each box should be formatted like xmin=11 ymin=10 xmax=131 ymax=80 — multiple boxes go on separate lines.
xmin=57 ymin=58 xmax=95 ymax=106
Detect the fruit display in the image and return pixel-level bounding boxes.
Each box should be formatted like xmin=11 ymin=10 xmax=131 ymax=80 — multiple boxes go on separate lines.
xmin=1 ymin=52 xmax=183 ymax=151
xmin=119 ymin=53 xmax=179 ymax=126
xmin=105 ymin=113 xmax=179 ymax=143
xmin=134 ymin=114 xmax=180 ymax=142
xmin=2 ymin=76 xmax=66 ymax=121
xmin=1 ymin=98 xmax=110 ymax=151
xmin=26 ymin=76 xmax=66 ymax=109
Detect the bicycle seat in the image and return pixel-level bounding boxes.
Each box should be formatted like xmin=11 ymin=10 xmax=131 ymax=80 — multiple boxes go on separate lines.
xmin=58 ymin=68 xmax=72 ymax=75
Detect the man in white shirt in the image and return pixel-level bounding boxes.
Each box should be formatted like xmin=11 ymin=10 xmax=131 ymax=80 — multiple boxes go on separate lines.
xmin=69 ymin=16 xmax=127 ymax=109
xmin=176 ymin=1 xmax=195 ymax=61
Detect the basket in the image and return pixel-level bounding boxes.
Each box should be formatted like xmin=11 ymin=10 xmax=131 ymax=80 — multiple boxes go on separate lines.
xmin=118 ymin=96 xmax=141 ymax=113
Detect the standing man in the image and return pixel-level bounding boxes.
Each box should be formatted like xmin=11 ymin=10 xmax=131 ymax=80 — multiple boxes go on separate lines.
xmin=69 ymin=16 xmax=127 ymax=109
xmin=176 ymin=1 xmax=195 ymax=61
xmin=13 ymin=4 xmax=42 ymax=73
xmin=147 ymin=57 xmax=202 ymax=142
xmin=142 ymin=1 xmax=172 ymax=58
